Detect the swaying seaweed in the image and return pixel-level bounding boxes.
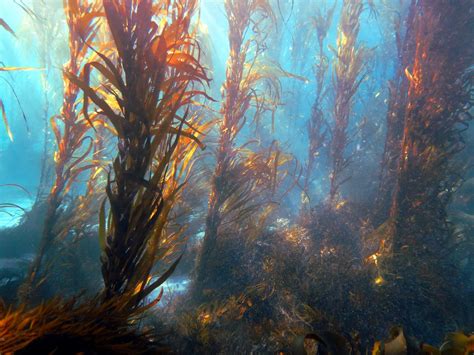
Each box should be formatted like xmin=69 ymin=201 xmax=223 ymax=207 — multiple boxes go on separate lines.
xmin=68 ymin=0 xmax=211 ymax=309
xmin=0 ymin=293 xmax=166 ymax=353
xmin=329 ymin=0 xmax=367 ymax=204
xmin=374 ymin=1 xmax=416 ymax=222
xmin=19 ymin=0 xmax=102 ymax=304
xmin=195 ymin=0 xmax=294 ymax=295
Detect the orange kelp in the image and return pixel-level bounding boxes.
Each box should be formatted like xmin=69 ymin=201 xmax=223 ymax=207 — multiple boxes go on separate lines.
xmin=19 ymin=0 xmax=102 ymax=304
xmin=0 ymin=294 xmax=165 ymax=353
xmin=371 ymin=0 xmax=474 ymax=337
xmin=1 ymin=0 xmax=210 ymax=351
xmin=375 ymin=1 xmax=416 ymax=222
xmin=389 ymin=0 xmax=474 ymax=254
xmin=68 ymin=0 xmax=211 ymax=310
xmin=329 ymin=0 xmax=367 ymax=204
xmin=195 ymin=0 xmax=292 ymax=294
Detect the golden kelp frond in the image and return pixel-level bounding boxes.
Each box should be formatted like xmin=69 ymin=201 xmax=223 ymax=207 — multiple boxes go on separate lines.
xmin=148 ymin=114 xmax=214 ymax=271
xmin=0 ymin=99 xmax=13 ymax=142
xmin=215 ymin=142 xmax=292 ymax=230
xmin=242 ymin=60 xmax=305 ymax=129
xmin=329 ymin=0 xmax=367 ymax=204
xmin=0 ymin=66 xmax=44 ymax=72
xmin=0 ymin=294 xmax=164 ymax=354
xmin=69 ymin=0 xmax=210 ymax=309
xmin=222 ymin=0 xmax=279 ymax=134
xmin=19 ymin=0 xmax=102 ymax=304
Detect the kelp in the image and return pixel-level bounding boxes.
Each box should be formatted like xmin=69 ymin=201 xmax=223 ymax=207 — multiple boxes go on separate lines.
xmin=0 ymin=293 xmax=165 ymax=354
xmin=302 ymin=0 xmax=336 ymax=204
xmin=329 ymin=0 xmax=367 ymax=204
xmin=195 ymin=0 xmax=295 ymax=294
xmin=0 ymin=18 xmax=32 ymax=142
xmin=0 ymin=18 xmax=16 ymax=37
xmin=18 ymin=0 xmax=67 ymax=202
xmin=370 ymin=0 xmax=474 ymax=338
xmin=18 ymin=0 xmax=102 ymax=304
xmin=0 ymin=1 xmax=211 ymax=350
xmin=68 ymin=0 xmax=211 ymax=310
xmin=374 ymin=1 xmax=416 ymax=223
xmin=389 ymin=0 xmax=474 ymax=253
xmin=0 ymin=184 xmax=31 ymax=223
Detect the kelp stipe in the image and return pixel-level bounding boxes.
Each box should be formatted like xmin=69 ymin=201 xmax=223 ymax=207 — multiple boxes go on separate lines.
xmin=194 ymin=0 xmax=295 ymax=296
xmin=374 ymin=1 xmax=416 ymax=223
xmin=18 ymin=0 xmax=102 ymax=304
xmin=388 ymin=0 xmax=474 ymax=254
xmin=329 ymin=0 xmax=367 ymax=204
xmin=302 ymin=0 xmax=336 ymax=205
xmin=68 ymin=0 xmax=211 ymax=310
xmin=371 ymin=0 xmax=474 ymax=338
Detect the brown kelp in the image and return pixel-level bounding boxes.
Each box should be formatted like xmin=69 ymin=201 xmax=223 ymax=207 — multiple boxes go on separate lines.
xmin=303 ymin=0 xmax=336 ymax=203
xmin=19 ymin=0 xmax=102 ymax=304
xmin=389 ymin=0 xmax=474 ymax=255
xmin=68 ymin=0 xmax=210 ymax=310
xmin=195 ymin=0 xmax=293 ymax=294
xmin=0 ymin=294 xmax=165 ymax=353
xmin=329 ymin=0 xmax=367 ymax=204
xmin=374 ymin=1 xmax=416 ymax=222
xmin=18 ymin=1 xmax=66 ymax=202
xmin=367 ymin=0 xmax=474 ymax=338
xmin=1 ymin=0 xmax=210 ymax=351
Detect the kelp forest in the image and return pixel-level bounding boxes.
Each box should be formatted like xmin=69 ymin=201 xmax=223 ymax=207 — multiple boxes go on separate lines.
xmin=0 ymin=0 xmax=473 ymax=353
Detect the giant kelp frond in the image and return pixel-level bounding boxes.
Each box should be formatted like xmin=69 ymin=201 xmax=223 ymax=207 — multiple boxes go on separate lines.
xmin=0 ymin=294 xmax=165 ymax=354
xmin=329 ymin=0 xmax=367 ymax=204
xmin=374 ymin=1 xmax=416 ymax=222
xmin=311 ymin=0 xmax=336 ymax=48
xmin=214 ymin=142 xmax=293 ymax=233
xmin=389 ymin=0 xmax=474 ymax=252
xmin=69 ymin=0 xmax=210 ymax=309
xmin=195 ymin=0 xmax=296 ymax=293
xmin=19 ymin=0 xmax=102 ymax=304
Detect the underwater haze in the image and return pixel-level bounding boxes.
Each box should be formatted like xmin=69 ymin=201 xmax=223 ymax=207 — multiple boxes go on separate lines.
xmin=0 ymin=0 xmax=473 ymax=353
